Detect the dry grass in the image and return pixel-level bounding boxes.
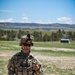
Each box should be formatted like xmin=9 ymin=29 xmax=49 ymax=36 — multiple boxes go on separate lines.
xmin=0 ymin=50 xmax=75 ymax=75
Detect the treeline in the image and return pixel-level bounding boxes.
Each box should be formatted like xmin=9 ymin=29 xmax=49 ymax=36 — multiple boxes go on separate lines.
xmin=0 ymin=29 xmax=75 ymax=41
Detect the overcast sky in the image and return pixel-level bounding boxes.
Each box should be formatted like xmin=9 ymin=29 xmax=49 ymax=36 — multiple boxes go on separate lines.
xmin=0 ymin=0 xmax=75 ymax=24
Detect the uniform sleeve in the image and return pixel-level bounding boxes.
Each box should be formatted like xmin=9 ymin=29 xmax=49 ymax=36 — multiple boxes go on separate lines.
xmin=32 ymin=56 xmax=43 ymax=75
xmin=35 ymin=65 xmax=43 ymax=75
xmin=7 ymin=57 xmax=15 ymax=75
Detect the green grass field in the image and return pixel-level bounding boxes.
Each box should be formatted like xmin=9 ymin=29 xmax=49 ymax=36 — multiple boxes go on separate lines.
xmin=34 ymin=41 xmax=75 ymax=49
xmin=0 ymin=41 xmax=75 ymax=75
xmin=0 ymin=41 xmax=75 ymax=50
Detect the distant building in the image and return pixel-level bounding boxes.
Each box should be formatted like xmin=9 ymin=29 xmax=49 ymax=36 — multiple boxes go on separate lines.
xmin=60 ymin=38 xmax=70 ymax=43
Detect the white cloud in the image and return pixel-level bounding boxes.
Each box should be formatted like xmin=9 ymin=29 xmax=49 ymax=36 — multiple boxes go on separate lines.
xmin=22 ymin=16 xmax=28 ymax=20
xmin=47 ymin=20 xmax=52 ymax=24
xmin=66 ymin=21 xmax=73 ymax=24
xmin=0 ymin=18 xmax=14 ymax=22
xmin=6 ymin=18 xmax=13 ymax=22
xmin=57 ymin=17 xmax=73 ymax=24
xmin=37 ymin=20 xmax=44 ymax=24
xmin=0 ymin=20 xmax=5 ymax=22
xmin=57 ymin=17 xmax=71 ymax=21
xmin=36 ymin=20 xmax=52 ymax=24
xmin=21 ymin=20 xmax=29 ymax=23
xmin=0 ymin=10 xmax=15 ymax=12
xmin=21 ymin=15 xmax=30 ymax=23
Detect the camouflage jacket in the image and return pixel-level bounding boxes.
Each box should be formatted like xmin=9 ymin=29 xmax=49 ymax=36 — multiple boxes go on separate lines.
xmin=8 ymin=51 xmax=43 ymax=75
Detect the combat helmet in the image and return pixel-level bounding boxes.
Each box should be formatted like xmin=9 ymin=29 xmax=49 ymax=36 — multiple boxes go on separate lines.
xmin=19 ymin=33 xmax=34 ymax=46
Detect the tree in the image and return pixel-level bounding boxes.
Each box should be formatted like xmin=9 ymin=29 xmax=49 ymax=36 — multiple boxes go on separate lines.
xmin=33 ymin=31 xmax=42 ymax=41
xmin=57 ymin=29 xmax=63 ymax=39
xmin=17 ymin=30 xmax=22 ymax=39
xmin=51 ymin=32 xmax=59 ymax=41
xmin=67 ymin=31 xmax=73 ymax=40
xmin=43 ymin=34 xmax=50 ymax=41
xmin=6 ymin=30 xmax=11 ymax=40
xmin=11 ymin=30 xmax=16 ymax=41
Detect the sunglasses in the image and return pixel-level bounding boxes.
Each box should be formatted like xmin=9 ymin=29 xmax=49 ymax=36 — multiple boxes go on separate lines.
xmin=23 ymin=43 xmax=31 ymax=46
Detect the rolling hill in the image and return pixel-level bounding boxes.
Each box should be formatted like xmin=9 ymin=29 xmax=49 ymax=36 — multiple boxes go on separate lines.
xmin=0 ymin=22 xmax=75 ymax=30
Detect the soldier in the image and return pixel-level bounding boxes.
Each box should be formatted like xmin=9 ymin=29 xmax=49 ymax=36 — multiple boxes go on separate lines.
xmin=7 ymin=33 xmax=43 ymax=75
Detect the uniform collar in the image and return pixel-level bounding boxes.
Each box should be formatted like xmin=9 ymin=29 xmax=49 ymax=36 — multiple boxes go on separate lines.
xmin=21 ymin=50 xmax=30 ymax=57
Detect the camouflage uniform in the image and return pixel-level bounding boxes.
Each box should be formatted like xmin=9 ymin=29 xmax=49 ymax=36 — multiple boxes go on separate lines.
xmin=8 ymin=51 xmax=43 ymax=75
xmin=8 ymin=34 xmax=43 ymax=75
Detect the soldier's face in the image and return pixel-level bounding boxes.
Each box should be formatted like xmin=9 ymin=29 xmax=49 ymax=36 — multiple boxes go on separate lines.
xmin=22 ymin=44 xmax=31 ymax=53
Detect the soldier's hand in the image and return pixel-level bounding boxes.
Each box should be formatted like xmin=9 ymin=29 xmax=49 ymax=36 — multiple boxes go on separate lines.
xmin=33 ymin=64 xmax=40 ymax=71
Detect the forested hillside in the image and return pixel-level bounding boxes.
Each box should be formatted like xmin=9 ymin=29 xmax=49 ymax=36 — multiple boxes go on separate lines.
xmin=0 ymin=22 xmax=75 ymax=30
xmin=0 ymin=29 xmax=75 ymax=41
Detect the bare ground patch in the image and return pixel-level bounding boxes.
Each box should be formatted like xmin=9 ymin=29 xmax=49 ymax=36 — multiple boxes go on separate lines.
xmin=35 ymin=54 xmax=75 ymax=69
xmin=0 ymin=50 xmax=75 ymax=69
